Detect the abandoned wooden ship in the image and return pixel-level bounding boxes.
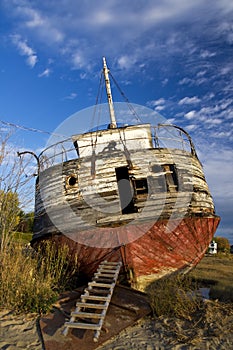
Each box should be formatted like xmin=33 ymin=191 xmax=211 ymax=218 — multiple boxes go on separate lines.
xmin=32 ymin=57 xmax=220 ymax=290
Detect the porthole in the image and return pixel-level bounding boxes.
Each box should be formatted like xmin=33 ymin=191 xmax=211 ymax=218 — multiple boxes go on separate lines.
xmin=66 ymin=175 xmax=78 ymax=187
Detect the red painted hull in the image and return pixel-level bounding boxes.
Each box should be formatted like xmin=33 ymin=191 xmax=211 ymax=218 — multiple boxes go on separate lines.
xmin=49 ymin=215 xmax=220 ymax=288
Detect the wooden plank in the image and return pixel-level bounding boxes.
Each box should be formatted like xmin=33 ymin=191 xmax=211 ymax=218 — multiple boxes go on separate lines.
xmin=88 ymin=282 xmax=114 ymax=288
xmin=75 ymin=302 xmax=108 ymax=309
xmin=95 ymin=271 xmax=117 ymax=276
xmin=94 ymin=272 xmax=117 ymax=278
xmin=80 ymin=295 xmax=110 ymax=301
xmin=85 ymin=288 xmax=111 ymax=295
xmin=99 ymin=261 xmax=120 ymax=265
xmin=64 ymin=322 xmax=101 ymax=330
xmin=93 ymin=277 xmax=117 ymax=283
xmin=71 ymin=311 xmax=104 ymax=319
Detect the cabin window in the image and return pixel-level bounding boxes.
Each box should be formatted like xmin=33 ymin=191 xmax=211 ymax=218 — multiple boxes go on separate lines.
xmin=163 ymin=164 xmax=178 ymax=192
xmin=115 ymin=167 xmax=136 ymax=214
xmin=151 ymin=164 xmax=178 ymax=192
xmin=134 ymin=179 xmax=148 ymax=195
xmin=73 ymin=140 xmax=80 ymax=157
xmin=151 ymin=164 xmax=162 ymax=173
xmin=147 ymin=175 xmax=166 ymax=193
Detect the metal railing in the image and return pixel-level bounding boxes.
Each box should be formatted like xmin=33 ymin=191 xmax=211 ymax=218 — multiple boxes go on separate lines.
xmin=38 ymin=124 xmax=197 ymax=172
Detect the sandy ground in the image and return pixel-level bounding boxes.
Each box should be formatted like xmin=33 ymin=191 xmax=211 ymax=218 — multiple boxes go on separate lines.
xmin=1 ymin=301 xmax=233 ymax=350
xmin=0 ymin=310 xmax=41 ymax=350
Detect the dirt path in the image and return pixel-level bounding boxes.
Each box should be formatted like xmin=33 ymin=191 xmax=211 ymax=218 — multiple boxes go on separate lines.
xmin=1 ymin=301 xmax=233 ymax=350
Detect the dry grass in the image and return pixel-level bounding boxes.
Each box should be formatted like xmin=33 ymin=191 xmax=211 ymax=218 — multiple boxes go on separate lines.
xmin=189 ymin=255 xmax=233 ymax=302
xmin=147 ymin=274 xmax=204 ymax=319
xmin=0 ymin=241 xmax=78 ymax=314
xmin=148 ymin=254 xmax=233 ymax=323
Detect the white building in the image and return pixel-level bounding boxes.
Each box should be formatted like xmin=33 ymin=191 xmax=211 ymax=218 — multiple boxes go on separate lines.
xmin=208 ymin=240 xmax=217 ymax=254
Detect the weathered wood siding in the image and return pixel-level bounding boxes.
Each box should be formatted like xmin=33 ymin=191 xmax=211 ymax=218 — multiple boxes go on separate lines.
xmin=33 ymin=146 xmax=215 ymax=239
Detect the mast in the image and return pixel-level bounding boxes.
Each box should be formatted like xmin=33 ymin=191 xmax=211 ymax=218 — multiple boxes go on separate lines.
xmin=103 ymin=57 xmax=117 ymax=129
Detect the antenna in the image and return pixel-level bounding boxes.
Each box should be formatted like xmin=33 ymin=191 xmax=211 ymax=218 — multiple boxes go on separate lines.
xmin=102 ymin=57 xmax=117 ymax=129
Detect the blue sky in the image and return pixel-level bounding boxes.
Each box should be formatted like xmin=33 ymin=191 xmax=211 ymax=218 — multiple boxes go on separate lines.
xmin=0 ymin=0 xmax=233 ymax=243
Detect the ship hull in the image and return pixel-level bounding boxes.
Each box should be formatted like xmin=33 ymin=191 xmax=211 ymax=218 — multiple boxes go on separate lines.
xmin=32 ymin=123 xmax=220 ymax=290
xmin=35 ymin=215 xmax=220 ymax=290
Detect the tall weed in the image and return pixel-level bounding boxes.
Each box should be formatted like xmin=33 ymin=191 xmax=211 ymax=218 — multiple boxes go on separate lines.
xmin=0 ymin=241 xmax=78 ymax=314
xmin=147 ymin=274 xmax=203 ymax=320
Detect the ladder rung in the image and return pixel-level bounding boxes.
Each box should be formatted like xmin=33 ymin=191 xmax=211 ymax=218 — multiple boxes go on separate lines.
xmin=81 ymin=295 xmax=110 ymax=301
xmin=71 ymin=311 xmax=105 ymax=319
xmin=76 ymin=302 xmax=107 ymax=309
xmin=97 ymin=269 xmax=117 ymax=273
xmin=65 ymin=322 xmax=101 ymax=330
xmin=89 ymin=282 xmax=114 ymax=288
xmin=99 ymin=261 xmax=120 ymax=266
xmin=98 ymin=266 xmax=118 ymax=271
xmin=94 ymin=272 xmax=117 ymax=278
xmin=93 ymin=277 xmax=116 ymax=283
xmin=84 ymin=286 xmax=109 ymax=296
xmin=85 ymin=288 xmax=110 ymax=295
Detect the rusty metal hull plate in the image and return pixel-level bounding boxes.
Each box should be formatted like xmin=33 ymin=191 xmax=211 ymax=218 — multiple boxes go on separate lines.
xmin=44 ymin=216 xmax=220 ymax=284
xmin=39 ymin=285 xmax=151 ymax=350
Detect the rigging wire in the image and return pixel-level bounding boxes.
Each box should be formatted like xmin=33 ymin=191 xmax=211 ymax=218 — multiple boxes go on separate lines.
xmin=90 ymin=71 xmax=105 ymax=134
xmin=0 ymin=119 xmax=68 ymax=138
xmin=109 ymin=72 xmax=143 ymax=124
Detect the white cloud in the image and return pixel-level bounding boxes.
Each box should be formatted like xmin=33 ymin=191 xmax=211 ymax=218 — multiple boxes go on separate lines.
xmin=11 ymin=34 xmax=38 ymax=67
xmin=148 ymin=98 xmax=166 ymax=107
xmin=162 ymin=78 xmax=168 ymax=86
xmin=4 ymin=0 xmax=232 ymax=79
xmin=197 ymin=145 xmax=233 ymax=242
xmin=21 ymin=7 xmax=44 ymax=28
xmin=117 ymin=55 xmax=136 ymax=70
xmin=16 ymin=38 xmax=34 ymax=56
xmin=91 ymin=10 xmax=113 ymax=25
xmin=217 ymin=21 xmax=233 ymax=44
xmin=196 ymin=70 xmax=207 ymax=77
xmin=14 ymin=4 xmax=64 ymax=44
xmin=72 ymin=52 xmax=86 ymax=69
xmin=201 ymin=148 xmax=233 ymax=199
xmin=38 ymin=68 xmax=51 ymax=78
xmin=205 ymin=118 xmax=222 ymax=125
xmin=178 ymin=77 xmax=193 ymax=85
xmin=184 ymin=110 xmax=197 ymax=119
xmin=26 ymin=55 xmax=37 ymax=68
xmin=212 ymin=130 xmax=232 ymax=139
xmin=220 ymin=64 xmax=233 ymax=75
xmin=154 ymin=105 xmax=165 ymax=112
xmin=216 ymin=0 xmax=233 ymax=12
xmin=200 ymin=50 xmax=216 ymax=59
xmin=178 ymin=96 xmax=201 ymax=105
xmin=63 ymin=93 xmax=77 ymax=100
xmin=185 ymin=124 xmax=196 ymax=131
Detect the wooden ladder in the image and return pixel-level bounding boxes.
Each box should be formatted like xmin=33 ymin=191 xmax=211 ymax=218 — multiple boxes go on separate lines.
xmin=63 ymin=260 xmax=122 ymax=342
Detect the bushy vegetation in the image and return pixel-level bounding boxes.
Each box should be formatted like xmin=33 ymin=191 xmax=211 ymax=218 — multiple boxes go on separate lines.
xmin=214 ymin=236 xmax=231 ymax=254
xmin=17 ymin=210 xmax=34 ymax=234
xmin=0 ymin=190 xmax=20 ymax=252
xmin=0 ymin=129 xmax=80 ymax=314
xmin=147 ymin=274 xmax=203 ymax=319
xmin=0 ymin=241 xmax=78 ymax=314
